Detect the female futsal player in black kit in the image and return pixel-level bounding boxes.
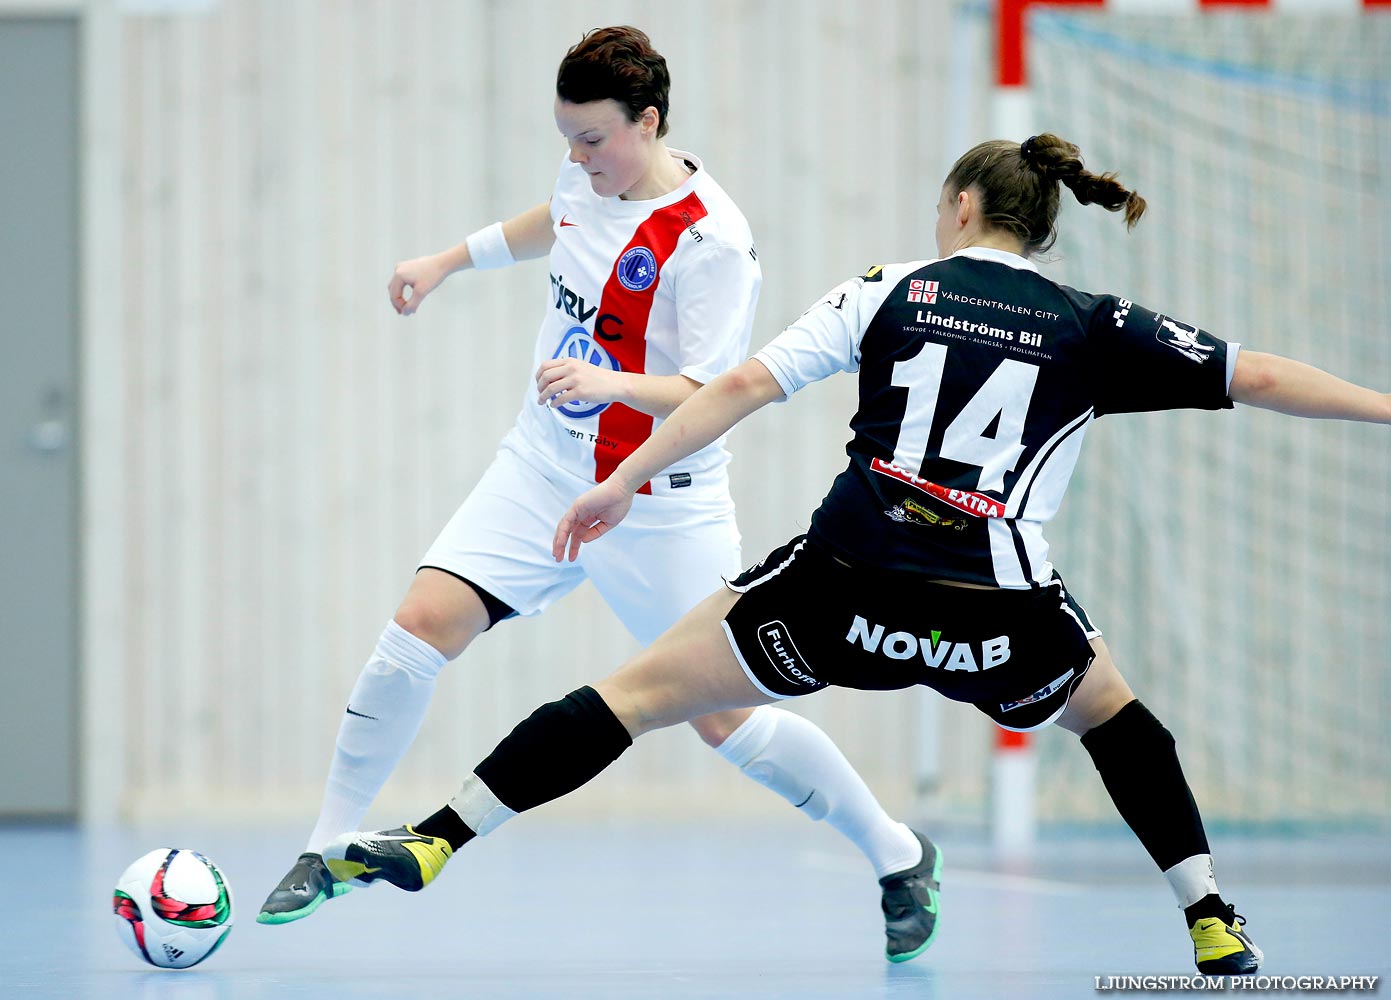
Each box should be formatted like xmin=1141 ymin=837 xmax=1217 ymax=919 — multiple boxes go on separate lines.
xmin=324 ymin=133 xmax=1391 ymax=975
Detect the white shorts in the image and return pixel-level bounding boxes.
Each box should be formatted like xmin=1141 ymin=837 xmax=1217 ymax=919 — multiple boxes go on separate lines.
xmin=419 ymin=445 xmax=742 ymax=645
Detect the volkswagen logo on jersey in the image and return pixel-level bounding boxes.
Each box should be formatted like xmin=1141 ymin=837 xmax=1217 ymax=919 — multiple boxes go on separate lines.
xmin=550 ymin=326 xmax=622 ymax=418
xmin=616 ymin=246 xmax=658 ymax=292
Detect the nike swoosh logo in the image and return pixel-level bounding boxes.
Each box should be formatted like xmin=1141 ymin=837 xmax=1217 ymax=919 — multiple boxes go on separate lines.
xmin=327 ymin=860 xmax=380 ymax=879
xmin=345 ymin=706 xmax=378 ymax=720
xmin=922 ymin=888 xmax=939 ymax=915
xmin=559 ymin=215 xmax=579 ymax=227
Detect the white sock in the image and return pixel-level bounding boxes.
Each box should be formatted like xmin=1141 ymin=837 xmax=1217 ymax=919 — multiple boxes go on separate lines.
xmin=305 ymin=620 xmax=448 ymax=854
xmin=1164 ymin=854 xmax=1219 ymax=909
xmin=715 ymin=706 xmax=922 ymax=878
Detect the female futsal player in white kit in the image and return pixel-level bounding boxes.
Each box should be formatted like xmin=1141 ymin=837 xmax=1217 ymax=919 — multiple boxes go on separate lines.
xmin=259 ymin=26 xmax=939 ymax=963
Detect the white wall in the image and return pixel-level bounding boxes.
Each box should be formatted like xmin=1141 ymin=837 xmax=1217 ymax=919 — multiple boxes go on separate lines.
xmin=72 ymin=0 xmax=1387 ymax=831
xmin=79 ymin=0 xmax=987 ymax=824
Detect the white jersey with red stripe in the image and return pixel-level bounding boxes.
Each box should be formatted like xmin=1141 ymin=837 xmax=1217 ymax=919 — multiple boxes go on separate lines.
xmin=501 ymin=150 xmax=761 ymax=500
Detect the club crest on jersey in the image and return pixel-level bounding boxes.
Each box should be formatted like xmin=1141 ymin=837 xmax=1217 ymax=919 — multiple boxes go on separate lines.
xmin=616 ymin=246 xmax=658 ymax=292
xmin=550 ymin=326 xmax=621 ymax=418
xmin=907 ymin=279 xmax=939 ymax=304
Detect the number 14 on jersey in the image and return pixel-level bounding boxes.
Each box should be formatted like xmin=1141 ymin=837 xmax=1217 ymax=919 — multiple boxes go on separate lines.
xmin=890 ymin=345 xmax=1039 ymax=494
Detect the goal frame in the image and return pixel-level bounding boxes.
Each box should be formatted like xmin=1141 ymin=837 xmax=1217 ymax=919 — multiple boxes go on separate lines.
xmin=981 ymin=0 xmax=1389 ymax=857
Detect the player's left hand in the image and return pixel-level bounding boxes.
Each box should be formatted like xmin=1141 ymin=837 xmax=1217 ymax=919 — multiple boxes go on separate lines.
xmin=553 ymin=479 xmax=635 ymax=562
xmin=536 ymin=358 xmax=626 ymax=408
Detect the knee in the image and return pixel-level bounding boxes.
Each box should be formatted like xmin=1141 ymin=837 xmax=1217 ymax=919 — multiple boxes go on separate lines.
xmin=394 ymin=571 xmax=494 ymax=659
xmin=1057 ymin=640 xmax=1137 ymax=735
xmin=689 ymin=708 xmax=753 ymax=748
xmin=392 ymin=601 xmax=469 ymax=660
xmin=1079 ymin=699 xmax=1173 ymax=758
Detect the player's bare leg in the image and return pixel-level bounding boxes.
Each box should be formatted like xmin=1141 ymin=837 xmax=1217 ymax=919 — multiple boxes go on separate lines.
xmin=322 ymin=588 xmax=765 ymax=886
xmin=326 ymin=589 xmax=943 ymax=960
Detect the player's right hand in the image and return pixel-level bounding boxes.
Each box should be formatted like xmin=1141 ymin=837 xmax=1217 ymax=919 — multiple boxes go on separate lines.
xmin=553 ymin=479 xmax=635 ymax=563
xmin=388 ymin=254 xmax=450 ymax=316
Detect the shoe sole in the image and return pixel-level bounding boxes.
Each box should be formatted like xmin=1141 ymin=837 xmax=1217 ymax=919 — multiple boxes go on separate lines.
xmin=255 ymin=882 xmax=353 ymax=925
xmin=1197 ymin=940 xmax=1263 ymax=976
xmin=886 ymin=842 xmax=944 ymax=964
xmin=1194 ymin=918 xmax=1263 ymax=976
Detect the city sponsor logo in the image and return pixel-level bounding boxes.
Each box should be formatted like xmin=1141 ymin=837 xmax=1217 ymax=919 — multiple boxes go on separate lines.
xmin=907 ymin=279 xmax=939 ymax=304
xmin=1156 ymin=316 xmax=1215 ymax=364
xmin=938 ymin=289 xmax=1059 ymax=321
xmin=549 ymin=326 xmax=621 ymax=418
xmin=870 ymin=458 xmax=1004 ymax=518
xmin=846 ymin=616 xmax=1011 ymax=672
xmin=616 ymin=245 xmax=658 ymax=292
xmin=758 ymin=621 xmax=824 ymax=689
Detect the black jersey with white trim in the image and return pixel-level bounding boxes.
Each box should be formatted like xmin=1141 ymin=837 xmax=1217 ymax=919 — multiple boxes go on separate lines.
xmin=753 ymin=248 xmax=1236 ymax=587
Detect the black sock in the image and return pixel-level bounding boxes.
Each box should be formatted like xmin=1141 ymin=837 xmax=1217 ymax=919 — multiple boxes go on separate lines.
xmin=475 ymin=685 xmax=634 ymax=813
xmin=411 ymin=687 xmax=631 ymax=852
xmin=1079 ymin=699 xmax=1211 ymax=871
xmin=1184 ymin=893 xmax=1233 ymax=928
xmin=413 ymin=805 xmax=474 ymax=852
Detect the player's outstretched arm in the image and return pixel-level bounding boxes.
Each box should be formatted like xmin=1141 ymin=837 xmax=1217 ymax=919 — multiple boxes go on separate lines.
xmin=1228 ymin=350 xmax=1391 ymax=423
xmin=553 ymin=358 xmax=785 ymax=561
xmin=535 ymin=365 xmax=699 ymax=418
xmin=387 ymin=200 xmax=555 ymax=316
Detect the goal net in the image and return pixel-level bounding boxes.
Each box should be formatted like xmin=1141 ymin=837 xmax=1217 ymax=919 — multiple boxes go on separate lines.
xmin=998 ymin=7 xmax=1390 ymax=827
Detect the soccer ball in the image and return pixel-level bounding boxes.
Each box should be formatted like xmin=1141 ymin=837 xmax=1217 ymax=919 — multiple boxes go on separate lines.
xmin=112 ymin=848 xmax=234 ymax=969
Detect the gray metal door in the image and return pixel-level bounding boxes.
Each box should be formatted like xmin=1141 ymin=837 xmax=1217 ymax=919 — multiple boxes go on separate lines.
xmin=0 ymin=17 xmax=80 ymax=818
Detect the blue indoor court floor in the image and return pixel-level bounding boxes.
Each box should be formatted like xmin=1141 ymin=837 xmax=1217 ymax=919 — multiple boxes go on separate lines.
xmin=2 ymin=819 xmax=1387 ymax=999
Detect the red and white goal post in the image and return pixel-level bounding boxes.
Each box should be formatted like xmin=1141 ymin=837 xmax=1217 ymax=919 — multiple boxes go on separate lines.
xmin=978 ymin=0 xmax=1390 ymax=858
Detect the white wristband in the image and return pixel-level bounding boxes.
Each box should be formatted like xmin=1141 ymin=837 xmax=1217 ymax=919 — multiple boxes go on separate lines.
xmin=464 ymin=221 xmax=516 ymax=270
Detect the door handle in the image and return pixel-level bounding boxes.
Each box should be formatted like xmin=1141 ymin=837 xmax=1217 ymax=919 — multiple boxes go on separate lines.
xmin=27 ymin=418 xmax=69 ymax=453
xmin=26 ymin=384 xmax=70 ymax=454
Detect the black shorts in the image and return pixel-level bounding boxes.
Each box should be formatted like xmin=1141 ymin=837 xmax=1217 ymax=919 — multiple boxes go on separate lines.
xmin=721 ymin=536 xmax=1099 ymax=731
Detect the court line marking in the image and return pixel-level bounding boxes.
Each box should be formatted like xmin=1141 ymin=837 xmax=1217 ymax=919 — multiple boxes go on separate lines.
xmin=798 ymin=850 xmax=1087 ymax=895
